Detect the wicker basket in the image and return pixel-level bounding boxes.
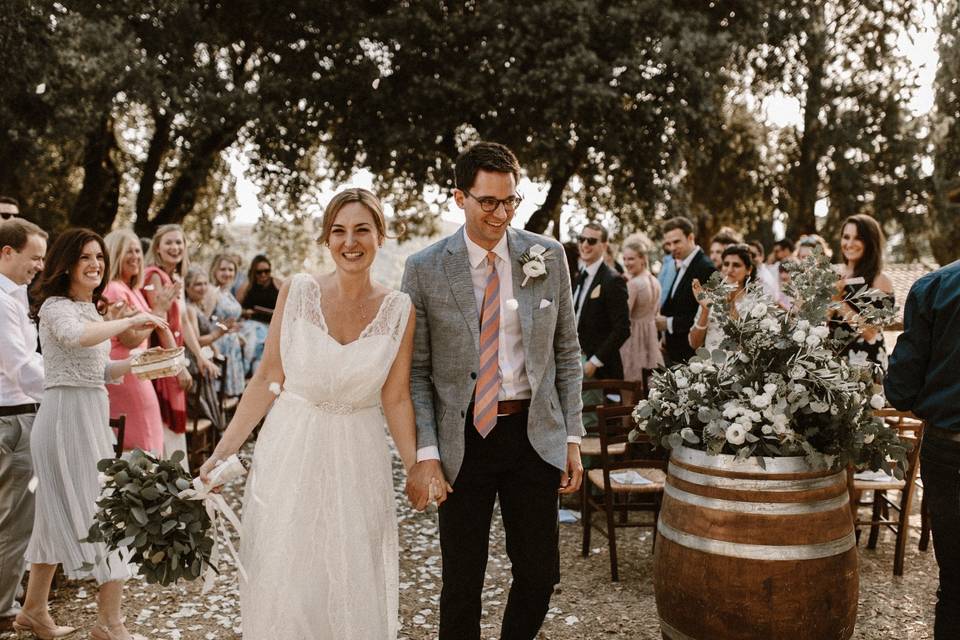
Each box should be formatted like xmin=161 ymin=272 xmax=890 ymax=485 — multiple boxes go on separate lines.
xmin=132 ymin=347 xmax=186 ymax=381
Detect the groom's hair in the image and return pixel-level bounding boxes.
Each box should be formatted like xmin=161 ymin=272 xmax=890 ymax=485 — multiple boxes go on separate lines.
xmin=455 ymin=142 xmax=520 ymax=192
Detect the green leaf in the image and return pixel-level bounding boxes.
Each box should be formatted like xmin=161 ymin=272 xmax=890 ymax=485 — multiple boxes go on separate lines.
xmin=130 ymin=506 xmax=148 ymax=525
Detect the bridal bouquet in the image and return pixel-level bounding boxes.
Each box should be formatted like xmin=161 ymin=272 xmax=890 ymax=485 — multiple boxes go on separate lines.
xmin=85 ymin=449 xmax=246 ymax=588
xmin=633 ymin=250 xmax=907 ymax=475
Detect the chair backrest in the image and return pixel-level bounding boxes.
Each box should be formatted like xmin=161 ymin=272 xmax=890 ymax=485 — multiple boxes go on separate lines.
xmin=873 ymin=408 xmax=925 ymax=483
xmin=595 ymin=404 xmax=669 ymax=475
xmin=109 ymin=415 xmax=125 ymax=458
xmin=582 ymin=379 xmax=645 ymax=430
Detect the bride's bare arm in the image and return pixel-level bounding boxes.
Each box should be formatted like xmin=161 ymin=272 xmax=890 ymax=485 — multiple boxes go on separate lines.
xmin=200 ymin=280 xmax=291 ymax=481
xmin=381 ymin=306 xmax=418 ymax=473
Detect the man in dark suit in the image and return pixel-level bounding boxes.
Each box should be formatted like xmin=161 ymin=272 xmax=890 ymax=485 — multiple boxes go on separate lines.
xmin=656 ymin=216 xmax=716 ymax=364
xmin=885 ymin=260 xmax=960 ymax=639
xmin=573 ymin=222 xmax=630 ymax=380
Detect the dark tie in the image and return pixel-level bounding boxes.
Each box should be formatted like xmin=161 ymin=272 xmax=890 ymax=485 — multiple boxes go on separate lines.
xmin=573 ymin=268 xmax=588 ymax=313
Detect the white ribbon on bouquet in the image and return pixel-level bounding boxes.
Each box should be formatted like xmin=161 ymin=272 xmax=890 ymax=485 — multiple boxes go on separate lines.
xmin=177 ymin=454 xmax=248 ymax=593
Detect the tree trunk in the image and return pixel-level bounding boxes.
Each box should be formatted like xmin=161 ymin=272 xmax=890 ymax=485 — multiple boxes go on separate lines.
xmin=787 ymin=4 xmax=827 ymax=239
xmin=133 ymin=109 xmax=172 ymax=237
xmin=524 ymin=152 xmax=581 ymax=238
xmin=69 ymin=115 xmax=120 ymax=235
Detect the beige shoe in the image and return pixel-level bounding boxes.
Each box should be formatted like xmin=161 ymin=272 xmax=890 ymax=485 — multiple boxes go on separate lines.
xmin=88 ymin=618 xmax=145 ymax=640
xmin=11 ymin=610 xmax=76 ymax=639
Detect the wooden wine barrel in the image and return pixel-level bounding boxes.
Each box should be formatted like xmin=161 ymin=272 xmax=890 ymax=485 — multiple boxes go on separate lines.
xmin=654 ymin=446 xmax=858 ymax=640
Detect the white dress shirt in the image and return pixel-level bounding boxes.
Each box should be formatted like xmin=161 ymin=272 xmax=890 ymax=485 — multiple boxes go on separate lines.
xmin=573 ymin=258 xmax=606 ymax=368
xmin=417 ymin=229 xmax=579 ymax=463
xmin=0 ymin=273 xmax=44 ymax=404
xmin=665 ymin=246 xmax=703 ymax=334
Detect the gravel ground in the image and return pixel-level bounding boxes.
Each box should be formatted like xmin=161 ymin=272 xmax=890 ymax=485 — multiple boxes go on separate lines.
xmin=3 ymin=445 xmax=937 ymax=640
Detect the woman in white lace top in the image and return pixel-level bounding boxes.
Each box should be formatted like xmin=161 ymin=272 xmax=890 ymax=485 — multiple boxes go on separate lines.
xmin=16 ymin=229 xmax=171 ymax=640
xmin=689 ymin=244 xmax=758 ymax=352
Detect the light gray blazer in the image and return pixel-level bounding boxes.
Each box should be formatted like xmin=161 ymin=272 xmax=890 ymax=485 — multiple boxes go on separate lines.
xmin=401 ymin=226 xmax=584 ymax=483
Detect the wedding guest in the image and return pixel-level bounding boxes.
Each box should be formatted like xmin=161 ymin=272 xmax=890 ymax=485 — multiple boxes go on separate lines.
xmin=0 ymin=219 xmax=46 ymax=633
xmin=573 ymin=222 xmax=630 ymax=380
xmin=656 ymin=216 xmax=716 ymax=364
xmin=603 ymin=242 xmax=624 ymax=274
xmin=17 ymin=228 xmax=168 ymax=640
xmin=143 ymin=224 xmax=217 ymax=467
xmin=0 ymin=197 xmax=19 ymax=221
xmin=689 ymin=244 xmax=757 ymax=351
xmin=103 ymin=229 xmax=178 ymax=455
xmin=563 ymin=241 xmax=579 ymax=286
xmin=748 ymin=240 xmax=781 ymax=300
xmin=772 ymin=238 xmax=795 ymax=263
xmin=884 ymin=260 xmax=960 ymax=640
xmin=183 ymin=268 xmax=225 ymax=431
xmin=208 ymin=254 xmax=245 ymax=397
xmin=830 ymin=214 xmax=894 ymax=379
xmin=796 ymin=233 xmax=832 ymax=261
xmin=708 ymin=226 xmax=743 ymax=270
xmin=236 ymin=254 xmax=281 ymax=375
xmin=618 ymin=233 xmax=663 ymax=387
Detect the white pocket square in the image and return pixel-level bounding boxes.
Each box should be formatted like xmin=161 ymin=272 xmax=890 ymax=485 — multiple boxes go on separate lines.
xmin=590 ymin=286 xmax=601 ymax=299
xmin=539 ymin=298 xmax=553 ymax=309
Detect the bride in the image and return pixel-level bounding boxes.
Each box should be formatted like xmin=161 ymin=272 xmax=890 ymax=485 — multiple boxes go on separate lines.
xmin=199 ymin=188 xmax=418 ymax=639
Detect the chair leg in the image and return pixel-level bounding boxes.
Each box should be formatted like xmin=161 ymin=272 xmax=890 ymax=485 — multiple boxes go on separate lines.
xmin=919 ymin=489 xmax=931 ymax=551
xmin=604 ymin=493 xmax=619 ymax=582
xmin=867 ymin=490 xmax=883 ymax=550
xmin=894 ymin=488 xmax=915 ymax=577
xmin=581 ymin=483 xmax=592 ymax=558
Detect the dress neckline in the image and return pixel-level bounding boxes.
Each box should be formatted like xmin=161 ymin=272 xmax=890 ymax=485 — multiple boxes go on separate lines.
xmin=305 ymin=277 xmax=397 ymax=347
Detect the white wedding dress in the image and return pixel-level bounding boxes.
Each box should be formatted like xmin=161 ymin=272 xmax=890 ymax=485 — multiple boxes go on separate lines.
xmin=239 ymin=274 xmax=411 ymax=639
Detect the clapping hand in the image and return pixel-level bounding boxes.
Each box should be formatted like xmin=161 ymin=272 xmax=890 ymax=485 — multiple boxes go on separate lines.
xmin=152 ymin=282 xmax=181 ymax=313
xmin=127 ymin=311 xmax=169 ymax=332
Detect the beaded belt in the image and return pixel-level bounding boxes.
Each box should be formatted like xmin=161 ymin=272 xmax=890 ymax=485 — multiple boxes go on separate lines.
xmin=280 ymin=390 xmax=376 ymax=416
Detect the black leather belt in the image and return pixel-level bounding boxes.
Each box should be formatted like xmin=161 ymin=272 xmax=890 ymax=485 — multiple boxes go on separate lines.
xmin=0 ymin=403 xmax=39 ymax=417
xmin=497 ymin=399 xmax=531 ymax=416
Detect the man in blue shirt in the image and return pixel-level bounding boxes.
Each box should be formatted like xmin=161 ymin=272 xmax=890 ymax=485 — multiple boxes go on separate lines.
xmin=885 ymin=260 xmax=960 ymax=639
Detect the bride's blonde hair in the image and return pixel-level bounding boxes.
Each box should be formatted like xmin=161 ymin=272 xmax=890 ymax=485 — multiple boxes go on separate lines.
xmin=318 ymin=188 xmax=390 ymax=245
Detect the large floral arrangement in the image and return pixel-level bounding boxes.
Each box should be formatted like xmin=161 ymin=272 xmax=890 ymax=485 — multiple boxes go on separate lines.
xmin=633 ymin=251 xmax=907 ymax=475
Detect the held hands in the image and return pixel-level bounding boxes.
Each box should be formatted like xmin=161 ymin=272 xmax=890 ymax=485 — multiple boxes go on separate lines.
xmin=655 ymin=314 xmax=667 ymax=332
xmin=558 ymin=443 xmax=583 ymax=495
xmin=405 ymin=459 xmax=453 ymax=511
xmin=583 ymin=360 xmax=598 ymax=379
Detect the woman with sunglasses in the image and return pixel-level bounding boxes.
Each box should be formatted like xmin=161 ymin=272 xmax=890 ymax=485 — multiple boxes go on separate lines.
xmin=237 ymin=254 xmax=282 ymax=375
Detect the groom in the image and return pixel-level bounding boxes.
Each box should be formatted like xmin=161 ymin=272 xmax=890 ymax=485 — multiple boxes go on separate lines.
xmin=402 ymin=141 xmax=584 ymax=640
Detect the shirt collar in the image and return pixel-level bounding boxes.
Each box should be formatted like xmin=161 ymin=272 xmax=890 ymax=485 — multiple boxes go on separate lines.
xmin=463 ymin=228 xmax=510 ymax=269
xmin=676 ymin=245 xmax=702 ymax=270
xmin=0 ymin=273 xmax=23 ymax=295
xmin=578 ymin=258 xmax=604 ymax=278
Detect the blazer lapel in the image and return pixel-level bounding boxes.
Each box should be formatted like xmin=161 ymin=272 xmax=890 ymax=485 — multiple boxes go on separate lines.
xmin=508 ymin=228 xmax=535 ymax=362
xmin=442 ymin=228 xmax=481 ymax=354
xmin=577 ymin=261 xmax=608 ymax=330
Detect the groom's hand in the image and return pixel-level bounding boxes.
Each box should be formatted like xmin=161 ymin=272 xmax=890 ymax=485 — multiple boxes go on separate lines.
xmin=406 ymin=460 xmax=453 ymax=511
xmin=558 ymin=443 xmax=583 ymax=494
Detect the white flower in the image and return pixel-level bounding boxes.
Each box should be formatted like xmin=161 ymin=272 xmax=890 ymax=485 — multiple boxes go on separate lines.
xmin=749 ymin=303 xmax=768 ymax=319
xmin=772 ymin=413 xmax=789 ymax=433
xmin=869 ymin=394 xmax=885 ymax=410
xmin=797 ymin=320 xmax=811 ymax=331
xmin=761 ymin=424 xmax=774 ymax=434
xmin=529 ymin=244 xmax=547 ymax=256
xmin=847 ymin=350 xmax=870 ymax=367
xmin=805 ymin=334 xmax=821 ymax=347
xmin=689 ymin=362 xmax=704 ymax=374
xmin=675 ymin=376 xmax=689 ymax=389
xmin=811 ymin=325 xmax=830 ymax=339
xmin=763 ymin=383 xmax=778 ymax=395
xmin=693 ymin=382 xmax=708 ymax=394
xmin=863 ymin=433 xmax=875 ymax=444
xmin=505 ymin=298 xmax=520 ymax=311
xmin=726 ymin=424 xmax=747 ymax=445
xmin=522 ymin=260 xmax=547 ymax=280
xmin=759 ymin=317 xmax=779 ymax=333
xmin=751 ymin=394 xmax=771 ymax=409
xmin=268 ymin=382 xmax=282 ymax=396
xmin=722 ymin=403 xmax=741 ymax=419
xmin=648 ymin=389 xmax=661 ymax=401
xmin=789 ymin=365 xmax=806 ymax=380
xmin=792 ymin=329 xmax=806 ymax=343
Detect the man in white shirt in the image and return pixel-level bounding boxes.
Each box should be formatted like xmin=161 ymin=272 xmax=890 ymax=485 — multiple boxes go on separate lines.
xmin=0 ymin=218 xmax=46 ymax=631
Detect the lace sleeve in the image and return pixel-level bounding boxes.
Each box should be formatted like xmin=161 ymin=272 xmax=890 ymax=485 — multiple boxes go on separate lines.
xmin=40 ymin=297 xmax=85 ymax=348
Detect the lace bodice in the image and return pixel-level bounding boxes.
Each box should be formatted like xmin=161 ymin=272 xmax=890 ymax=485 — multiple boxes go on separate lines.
xmin=279 ymin=274 xmax=411 ymax=412
xmin=39 ymin=297 xmax=111 ymax=389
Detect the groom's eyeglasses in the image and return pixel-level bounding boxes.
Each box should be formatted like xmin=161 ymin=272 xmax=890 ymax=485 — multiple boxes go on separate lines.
xmin=577 ymin=236 xmax=600 ymax=246
xmin=464 ymin=190 xmax=523 ymax=213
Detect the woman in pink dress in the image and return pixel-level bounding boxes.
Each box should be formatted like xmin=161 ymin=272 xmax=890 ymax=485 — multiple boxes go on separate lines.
xmin=619 ymin=233 xmax=664 ymax=386
xmin=102 ymin=229 xmax=176 ymax=454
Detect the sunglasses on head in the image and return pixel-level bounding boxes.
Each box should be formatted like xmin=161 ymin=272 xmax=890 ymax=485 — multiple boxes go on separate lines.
xmin=577 ymin=236 xmax=600 ymax=246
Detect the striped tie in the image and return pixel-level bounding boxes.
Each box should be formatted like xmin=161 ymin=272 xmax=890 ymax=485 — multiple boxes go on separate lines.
xmin=474 ymin=251 xmax=501 ymax=437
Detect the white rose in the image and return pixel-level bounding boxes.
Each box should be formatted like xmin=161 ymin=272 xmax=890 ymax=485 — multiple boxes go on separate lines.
xmin=726 ymin=424 xmax=747 ymax=445
xmin=689 ymin=362 xmax=704 ymax=374
xmin=805 ymin=334 xmax=821 ymax=347
xmin=522 ymin=260 xmax=547 ymax=279
xmin=772 ymin=413 xmax=789 ymax=433
xmin=722 ymin=403 xmax=740 ymax=419
xmin=869 ymin=394 xmax=885 ymax=410
xmin=811 ymin=325 xmax=830 ymax=339
xmin=863 ymin=433 xmax=875 ymax=444
xmin=649 ymin=389 xmax=661 ymax=401
xmin=751 ymin=394 xmax=771 ymax=409
xmin=761 ymin=424 xmax=774 ymax=434
xmin=763 ymin=383 xmax=778 ymax=395
xmin=693 ymin=383 xmax=708 ymax=394
xmin=792 ymin=330 xmax=806 ymax=343
xmin=750 ymin=303 xmax=768 ymax=319
xmin=528 ymin=244 xmax=547 ymax=257
xmin=789 ymin=365 xmax=806 ymax=380
xmin=675 ymin=376 xmax=689 ymax=389
xmin=760 ymin=317 xmax=779 ymax=333
xmin=797 ymin=320 xmax=810 ymax=331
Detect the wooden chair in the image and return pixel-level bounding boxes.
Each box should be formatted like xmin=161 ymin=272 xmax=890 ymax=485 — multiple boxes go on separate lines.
xmin=185 ymin=356 xmax=226 ymax=470
xmin=109 ymin=415 xmax=125 ymax=458
xmin=581 ymin=404 xmax=667 ymax=581
xmin=850 ymin=408 xmax=925 ymax=576
xmin=580 ymin=379 xmax=645 ymax=459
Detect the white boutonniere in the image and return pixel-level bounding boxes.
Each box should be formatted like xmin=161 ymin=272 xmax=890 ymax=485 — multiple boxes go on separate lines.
xmin=519 ymin=244 xmax=550 ymax=287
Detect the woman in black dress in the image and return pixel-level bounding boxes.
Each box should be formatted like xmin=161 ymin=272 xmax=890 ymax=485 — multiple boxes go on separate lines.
xmin=236 ymin=254 xmax=282 ymax=375
xmin=831 ymin=214 xmax=894 ymax=381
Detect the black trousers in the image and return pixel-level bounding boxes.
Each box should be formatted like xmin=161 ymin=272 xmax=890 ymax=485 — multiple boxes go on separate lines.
xmin=920 ymin=433 xmax=960 ymax=639
xmin=438 ymin=409 xmax=561 ymax=640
